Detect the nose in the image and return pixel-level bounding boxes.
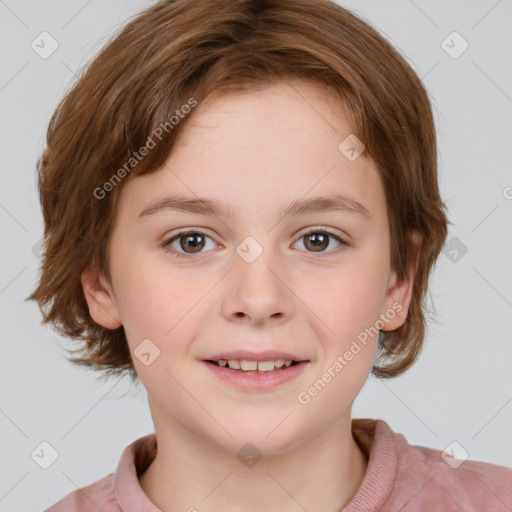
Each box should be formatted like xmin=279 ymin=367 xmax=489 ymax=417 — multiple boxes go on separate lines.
xmin=221 ymin=246 xmax=293 ymax=326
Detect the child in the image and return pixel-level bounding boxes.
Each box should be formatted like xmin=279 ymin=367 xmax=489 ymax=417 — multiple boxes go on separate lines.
xmin=29 ymin=0 xmax=511 ymax=510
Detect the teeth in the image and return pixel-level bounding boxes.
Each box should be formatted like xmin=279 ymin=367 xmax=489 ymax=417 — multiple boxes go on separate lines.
xmin=257 ymin=360 xmax=275 ymax=372
xmin=219 ymin=359 xmax=295 ymax=372
xmin=240 ymin=360 xmax=258 ymax=371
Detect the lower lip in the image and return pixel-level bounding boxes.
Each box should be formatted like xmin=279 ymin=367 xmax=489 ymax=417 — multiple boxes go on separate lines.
xmin=202 ymin=361 xmax=309 ymax=391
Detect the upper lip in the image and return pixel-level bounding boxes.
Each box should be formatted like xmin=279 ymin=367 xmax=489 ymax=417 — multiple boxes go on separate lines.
xmin=204 ymin=350 xmax=309 ymax=362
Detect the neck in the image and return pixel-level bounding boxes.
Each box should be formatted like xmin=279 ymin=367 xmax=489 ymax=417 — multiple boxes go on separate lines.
xmin=139 ymin=412 xmax=368 ymax=512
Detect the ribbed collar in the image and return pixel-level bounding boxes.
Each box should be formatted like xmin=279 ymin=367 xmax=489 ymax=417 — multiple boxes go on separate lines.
xmin=341 ymin=418 xmax=398 ymax=511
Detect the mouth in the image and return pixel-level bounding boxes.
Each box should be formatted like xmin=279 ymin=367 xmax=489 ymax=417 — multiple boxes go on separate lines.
xmin=201 ymin=353 xmax=310 ymax=391
xmin=204 ymin=358 xmax=302 ymax=373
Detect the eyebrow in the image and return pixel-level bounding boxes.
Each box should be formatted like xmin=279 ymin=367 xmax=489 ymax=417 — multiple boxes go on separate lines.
xmin=138 ymin=193 xmax=372 ymax=221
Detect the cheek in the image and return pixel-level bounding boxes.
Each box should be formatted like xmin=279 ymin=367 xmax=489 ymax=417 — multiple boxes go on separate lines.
xmin=309 ymin=259 xmax=388 ymax=338
xmin=118 ymin=274 xmax=200 ymax=393
xmin=112 ymin=256 xmax=194 ymax=349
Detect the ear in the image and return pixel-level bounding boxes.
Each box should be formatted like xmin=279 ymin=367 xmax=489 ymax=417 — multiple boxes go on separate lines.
xmin=380 ymin=231 xmax=422 ymax=331
xmin=81 ymin=265 xmax=122 ymax=329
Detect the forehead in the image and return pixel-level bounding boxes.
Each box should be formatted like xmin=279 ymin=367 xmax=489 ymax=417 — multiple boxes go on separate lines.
xmin=116 ymin=80 xmax=387 ymax=227
xmin=181 ymin=80 xmax=352 ymax=150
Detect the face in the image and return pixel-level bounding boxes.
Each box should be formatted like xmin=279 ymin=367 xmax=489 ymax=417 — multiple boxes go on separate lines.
xmin=82 ymin=80 xmax=414 ymax=454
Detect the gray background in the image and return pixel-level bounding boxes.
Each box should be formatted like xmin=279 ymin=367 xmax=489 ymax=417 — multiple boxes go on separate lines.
xmin=1 ymin=0 xmax=511 ymax=510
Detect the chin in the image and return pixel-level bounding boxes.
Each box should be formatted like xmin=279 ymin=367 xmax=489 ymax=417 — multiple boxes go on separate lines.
xmin=208 ymin=415 xmax=308 ymax=456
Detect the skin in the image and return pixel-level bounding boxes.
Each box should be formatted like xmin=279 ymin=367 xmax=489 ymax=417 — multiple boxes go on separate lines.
xmin=82 ymin=80 xmax=418 ymax=512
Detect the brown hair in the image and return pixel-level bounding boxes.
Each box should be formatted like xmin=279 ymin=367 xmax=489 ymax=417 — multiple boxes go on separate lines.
xmin=27 ymin=0 xmax=450 ymax=382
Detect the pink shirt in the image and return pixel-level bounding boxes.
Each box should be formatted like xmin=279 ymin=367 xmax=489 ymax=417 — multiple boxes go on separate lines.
xmin=44 ymin=418 xmax=511 ymax=511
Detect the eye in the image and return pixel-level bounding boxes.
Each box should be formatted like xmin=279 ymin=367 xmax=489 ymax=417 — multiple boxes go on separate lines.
xmin=162 ymin=230 xmax=217 ymax=259
xmin=162 ymin=227 xmax=349 ymax=260
xmin=293 ymin=228 xmax=348 ymax=255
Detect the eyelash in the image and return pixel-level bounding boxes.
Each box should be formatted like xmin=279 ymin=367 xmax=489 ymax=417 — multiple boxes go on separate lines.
xmin=161 ymin=228 xmax=349 ymax=260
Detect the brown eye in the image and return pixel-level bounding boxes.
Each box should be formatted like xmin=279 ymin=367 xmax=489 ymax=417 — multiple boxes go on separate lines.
xmin=178 ymin=232 xmax=205 ymax=253
xmin=294 ymin=230 xmax=346 ymax=254
xmin=303 ymin=232 xmax=329 ymax=252
xmin=163 ymin=230 xmax=217 ymax=259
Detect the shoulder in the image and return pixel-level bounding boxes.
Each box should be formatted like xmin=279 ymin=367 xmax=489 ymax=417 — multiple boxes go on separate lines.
xmin=350 ymin=418 xmax=511 ymax=511
xmin=389 ymin=425 xmax=512 ymax=511
xmin=44 ymin=473 xmax=118 ymax=512
xmin=43 ymin=433 xmax=158 ymax=512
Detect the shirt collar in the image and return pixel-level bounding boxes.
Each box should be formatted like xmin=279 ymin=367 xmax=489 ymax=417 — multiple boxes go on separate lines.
xmin=341 ymin=418 xmax=398 ymax=511
xmin=114 ymin=433 xmax=161 ymax=511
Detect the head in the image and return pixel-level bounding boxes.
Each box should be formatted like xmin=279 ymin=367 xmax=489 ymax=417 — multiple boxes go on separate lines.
xmin=29 ymin=0 xmax=449 ymax=450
